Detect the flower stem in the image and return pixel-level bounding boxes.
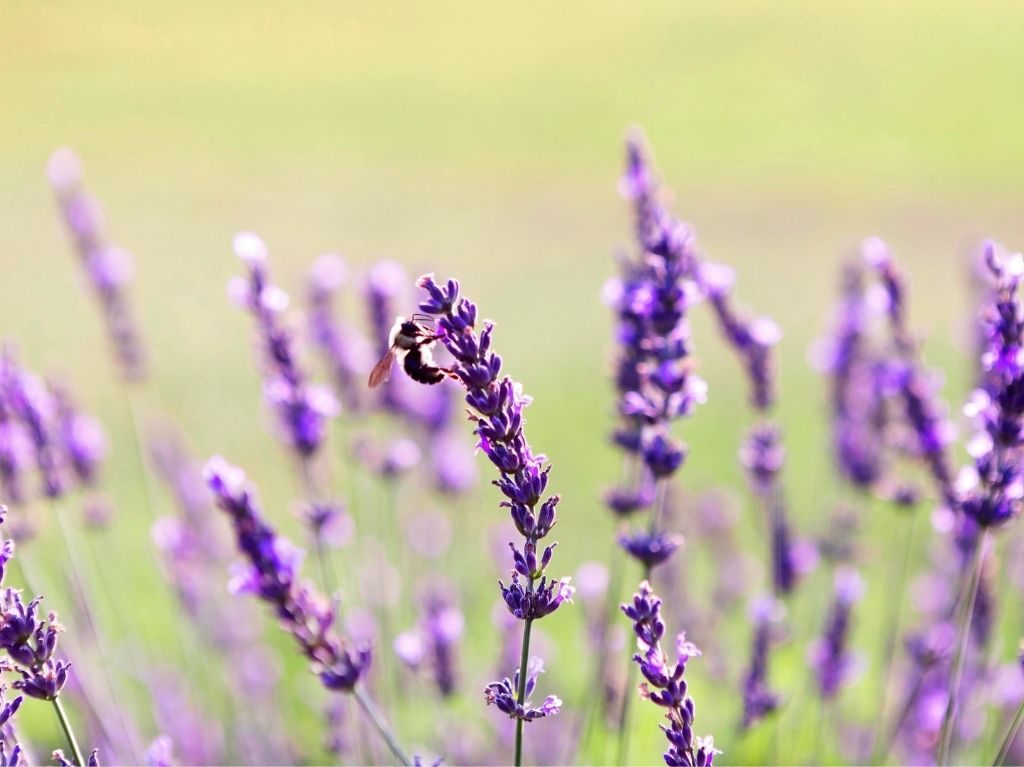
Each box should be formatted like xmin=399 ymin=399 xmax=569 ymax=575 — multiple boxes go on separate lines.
xmin=52 ymin=697 xmax=85 ymax=767
xmin=352 ymin=685 xmax=410 ymax=766
xmin=870 ymin=506 xmax=919 ymax=764
xmin=937 ymin=530 xmax=988 ymax=765
xmin=993 ymin=696 xmax=1024 ymax=766
xmin=515 ymin=615 xmax=535 ymax=767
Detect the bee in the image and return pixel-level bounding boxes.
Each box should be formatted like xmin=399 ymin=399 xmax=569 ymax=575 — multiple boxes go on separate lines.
xmin=368 ymin=314 xmax=452 ymax=388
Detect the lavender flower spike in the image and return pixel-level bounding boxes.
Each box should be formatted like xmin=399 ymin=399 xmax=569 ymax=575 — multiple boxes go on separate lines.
xmin=203 ymin=456 xmax=370 ymax=691
xmin=958 ymin=243 xmax=1024 ymax=528
xmin=0 ymin=506 xmax=84 ymax=764
xmin=230 ymin=233 xmax=339 ymax=458
xmin=809 ymin=566 xmax=864 ymax=698
xmin=621 ymin=581 xmax=719 ymax=766
xmin=47 ymin=149 xmax=147 ymax=382
xmin=413 ymin=274 xmax=570 ymax=763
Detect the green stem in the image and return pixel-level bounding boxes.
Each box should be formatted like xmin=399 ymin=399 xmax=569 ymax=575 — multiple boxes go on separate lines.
xmin=937 ymin=530 xmax=988 ymax=765
xmin=870 ymin=506 xmax=919 ymax=764
xmin=52 ymin=697 xmax=85 ymax=766
xmin=352 ymin=686 xmax=410 ymax=766
xmin=993 ymin=696 xmax=1024 ymax=766
xmin=514 ymin=615 xmax=535 ymax=767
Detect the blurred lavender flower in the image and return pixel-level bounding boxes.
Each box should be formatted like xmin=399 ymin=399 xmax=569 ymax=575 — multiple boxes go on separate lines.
xmin=0 ymin=352 xmax=65 ymax=500
xmin=0 ymin=387 xmax=28 ymax=508
xmin=49 ymin=382 xmax=106 ymax=490
xmin=395 ymin=587 xmax=464 ymax=698
xmin=204 ymin=456 xmax=371 ymax=692
xmin=810 ymin=567 xmax=865 ymax=698
xmin=740 ymin=597 xmax=781 ymax=730
xmin=739 ymin=424 xmax=805 ymax=595
xmin=229 ymin=232 xmax=339 ymax=458
xmin=414 ymin=274 xmax=570 ymax=739
xmin=146 ymin=670 xmax=223 ymax=765
xmin=307 ymin=253 xmax=375 ymax=415
xmin=47 ymin=148 xmax=146 ymax=382
xmin=698 ymin=261 xmax=781 ymax=412
xmin=143 ymin=736 xmax=173 ymax=767
xmin=957 ymin=242 xmax=1024 ymax=528
xmin=620 ymin=581 xmax=719 ymax=766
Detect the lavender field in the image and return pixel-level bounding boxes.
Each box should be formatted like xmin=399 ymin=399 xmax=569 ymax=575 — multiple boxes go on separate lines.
xmin=3 ymin=2 xmax=1024 ymax=766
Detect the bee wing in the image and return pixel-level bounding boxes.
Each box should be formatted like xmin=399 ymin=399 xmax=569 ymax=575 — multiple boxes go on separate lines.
xmin=368 ymin=349 xmax=396 ymax=389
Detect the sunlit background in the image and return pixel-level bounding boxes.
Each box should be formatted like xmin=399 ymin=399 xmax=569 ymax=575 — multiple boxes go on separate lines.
xmin=3 ymin=2 xmax=1024 ymax=764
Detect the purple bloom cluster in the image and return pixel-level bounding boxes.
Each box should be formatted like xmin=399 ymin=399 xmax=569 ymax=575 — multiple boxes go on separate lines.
xmin=413 ymin=274 xmax=571 ymax=721
xmin=394 ymin=587 xmax=464 ymax=697
xmin=47 ymin=149 xmax=146 ymax=382
xmin=204 ymin=456 xmax=371 ymax=692
xmin=740 ymin=597 xmax=781 ymax=730
xmin=739 ymin=424 xmax=804 ymax=595
xmin=621 ymin=581 xmax=719 ymax=767
xmin=307 ymin=253 xmax=374 ymax=416
xmin=809 ymin=567 xmax=864 ymax=699
xmin=0 ymin=504 xmax=76 ymax=767
xmin=957 ymin=242 xmax=1024 ymax=528
xmin=484 ymin=657 xmax=562 ymax=722
xmin=230 ymin=232 xmax=339 ymax=458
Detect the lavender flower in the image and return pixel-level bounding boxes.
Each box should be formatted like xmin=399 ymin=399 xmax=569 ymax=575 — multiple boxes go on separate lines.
xmin=229 ymin=232 xmax=339 ymax=458
xmin=620 ymin=581 xmax=719 ymax=766
xmin=739 ymin=424 xmax=800 ymax=595
xmin=394 ymin=587 xmax=464 ymax=697
xmin=49 ymin=383 xmax=106 ymax=489
xmin=47 ymin=149 xmax=146 ymax=382
xmin=810 ymin=567 xmax=864 ymax=698
xmin=958 ymin=243 xmax=1024 ymax=528
xmin=0 ymin=352 xmax=64 ymax=500
xmin=412 ymin=274 xmax=569 ymax=741
xmin=740 ymin=597 xmax=781 ymax=730
xmin=204 ymin=456 xmax=370 ymax=692
xmin=484 ymin=657 xmax=562 ymax=722
xmin=307 ymin=253 xmax=374 ymax=415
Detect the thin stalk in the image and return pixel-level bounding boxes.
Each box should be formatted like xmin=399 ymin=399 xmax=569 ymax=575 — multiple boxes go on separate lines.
xmin=616 ymin=479 xmax=667 ymax=766
xmin=994 ymin=697 xmax=1024 ymax=766
xmin=937 ymin=530 xmax=988 ymax=766
xmin=870 ymin=507 xmax=919 ymax=763
xmin=575 ymin=536 xmax=623 ymax=764
xmin=352 ymin=685 xmax=410 ymax=766
xmin=52 ymin=697 xmax=85 ymax=767
xmin=298 ymin=456 xmax=338 ymax=597
xmin=514 ymin=613 xmax=535 ymax=767
xmin=49 ymin=501 xmax=141 ymax=762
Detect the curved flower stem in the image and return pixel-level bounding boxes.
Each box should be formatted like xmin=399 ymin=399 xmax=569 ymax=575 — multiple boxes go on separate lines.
xmin=298 ymin=456 xmax=337 ymax=598
xmin=937 ymin=530 xmax=988 ymax=766
xmin=53 ymin=697 xmax=85 ymax=767
xmin=870 ymin=506 xmax=919 ymax=763
xmin=514 ymin=608 xmax=536 ymax=766
xmin=352 ymin=685 xmax=410 ymax=766
xmin=993 ymin=696 xmax=1024 ymax=766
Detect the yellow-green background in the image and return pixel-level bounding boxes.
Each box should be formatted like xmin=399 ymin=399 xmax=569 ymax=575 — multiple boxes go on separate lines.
xmin=2 ymin=2 xmax=1024 ymax=764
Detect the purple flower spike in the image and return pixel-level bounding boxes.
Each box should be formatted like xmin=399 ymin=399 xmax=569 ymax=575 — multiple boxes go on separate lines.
xmin=0 ymin=351 xmax=65 ymax=500
xmin=484 ymin=657 xmax=562 ymax=722
xmin=618 ymin=529 xmax=683 ymax=570
xmin=307 ymin=253 xmax=375 ymax=415
xmin=958 ymin=242 xmax=1024 ymax=527
xmin=204 ymin=456 xmax=370 ymax=693
xmin=621 ymin=581 xmax=718 ymax=766
xmin=411 ymin=274 xmax=568 ymax=727
xmin=809 ymin=566 xmax=864 ymax=699
xmin=49 ymin=381 xmax=107 ymax=489
xmin=48 ymin=148 xmax=147 ymax=382
xmin=740 ymin=597 xmax=782 ymax=730
xmin=230 ymin=232 xmax=339 ymax=458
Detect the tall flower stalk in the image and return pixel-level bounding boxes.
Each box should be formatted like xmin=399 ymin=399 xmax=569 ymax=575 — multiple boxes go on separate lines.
xmin=230 ymin=232 xmax=341 ymax=595
xmin=937 ymin=242 xmax=1024 ymax=764
xmin=411 ymin=275 xmax=572 ymax=766
xmin=204 ymin=456 xmax=409 ymax=765
xmin=621 ymin=580 xmax=719 ymax=766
